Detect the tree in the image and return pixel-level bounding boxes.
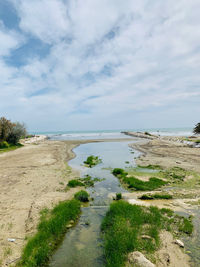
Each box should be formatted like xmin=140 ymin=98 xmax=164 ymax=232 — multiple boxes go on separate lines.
xmin=0 ymin=117 xmax=14 ymax=141
xmin=193 ymin=123 xmax=200 ymax=135
xmin=7 ymin=122 xmax=27 ymax=145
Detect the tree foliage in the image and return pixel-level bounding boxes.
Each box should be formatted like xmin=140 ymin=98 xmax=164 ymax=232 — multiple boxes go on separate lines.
xmin=193 ymin=123 xmax=200 ymax=134
xmin=0 ymin=117 xmax=27 ymax=145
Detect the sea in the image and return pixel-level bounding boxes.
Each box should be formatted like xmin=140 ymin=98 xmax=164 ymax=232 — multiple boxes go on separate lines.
xmin=31 ymin=127 xmax=193 ymax=140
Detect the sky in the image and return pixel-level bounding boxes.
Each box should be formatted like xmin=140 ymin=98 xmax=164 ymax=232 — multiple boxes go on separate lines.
xmin=0 ymin=0 xmax=200 ymax=132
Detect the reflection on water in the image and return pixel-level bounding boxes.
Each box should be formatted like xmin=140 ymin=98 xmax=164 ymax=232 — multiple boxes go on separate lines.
xmin=49 ymin=141 xmax=140 ymax=267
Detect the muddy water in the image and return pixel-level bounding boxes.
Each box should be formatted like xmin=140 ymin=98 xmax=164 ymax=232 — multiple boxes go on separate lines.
xmin=49 ymin=141 xmax=140 ymax=267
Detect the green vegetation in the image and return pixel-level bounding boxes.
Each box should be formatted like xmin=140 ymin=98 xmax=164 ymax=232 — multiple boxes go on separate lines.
xmin=193 ymin=122 xmax=200 ymax=134
xmin=67 ymin=175 xmax=103 ymax=189
xmin=0 ymin=117 xmax=27 ymax=146
xmin=139 ymin=193 xmax=173 ymax=200
xmin=112 ymin=168 xmax=167 ymax=191
xmin=101 ymin=201 xmax=193 ymax=267
xmin=84 ymin=155 xmax=102 ymax=168
xmin=0 ymin=143 xmax=23 ymax=153
xmin=67 ymin=179 xmax=84 ymax=187
xmin=137 ymin=164 xmax=163 ymax=170
xmin=116 ymin=193 xmax=122 ymax=200
xmin=74 ymin=190 xmax=89 ymax=202
xmin=18 ymin=199 xmax=81 ymax=267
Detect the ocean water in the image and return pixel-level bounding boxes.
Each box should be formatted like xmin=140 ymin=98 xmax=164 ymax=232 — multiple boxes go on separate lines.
xmin=32 ymin=127 xmax=193 ymax=140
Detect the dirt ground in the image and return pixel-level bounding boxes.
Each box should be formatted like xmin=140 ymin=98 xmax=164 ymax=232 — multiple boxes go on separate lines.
xmin=0 ymin=140 xmax=83 ymax=266
xmin=131 ymin=138 xmax=200 ymax=172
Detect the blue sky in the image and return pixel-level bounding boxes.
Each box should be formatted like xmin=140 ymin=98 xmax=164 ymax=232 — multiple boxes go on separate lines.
xmin=0 ymin=0 xmax=200 ymax=131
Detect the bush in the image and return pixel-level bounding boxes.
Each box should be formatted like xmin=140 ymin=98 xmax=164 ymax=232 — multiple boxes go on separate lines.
xmin=0 ymin=117 xmax=13 ymax=141
xmin=84 ymin=155 xmax=102 ymax=167
xmin=7 ymin=122 xmax=27 ymax=145
xmin=74 ymin=190 xmax=89 ymax=202
xmin=193 ymin=122 xmax=200 ymax=134
xmin=0 ymin=141 xmax=9 ymax=149
xmin=139 ymin=193 xmax=173 ymax=200
xmin=67 ymin=180 xmax=84 ymax=187
xmin=116 ymin=193 xmax=122 ymax=200
xmin=112 ymin=168 xmax=127 ymax=177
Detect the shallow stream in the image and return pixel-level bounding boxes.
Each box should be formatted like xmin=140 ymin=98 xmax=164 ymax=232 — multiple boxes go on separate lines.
xmin=49 ymin=141 xmax=140 ymax=267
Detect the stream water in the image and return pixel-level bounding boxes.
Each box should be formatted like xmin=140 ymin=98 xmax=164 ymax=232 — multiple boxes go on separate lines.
xmin=49 ymin=141 xmax=140 ymax=267
xmin=49 ymin=140 xmax=199 ymax=267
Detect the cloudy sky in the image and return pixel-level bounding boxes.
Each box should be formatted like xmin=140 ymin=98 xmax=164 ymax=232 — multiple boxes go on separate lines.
xmin=0 ymin=0 xmax=200 ymax=131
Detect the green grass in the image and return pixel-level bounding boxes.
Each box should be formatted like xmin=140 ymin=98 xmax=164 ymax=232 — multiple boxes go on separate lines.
xmin=101 ymin=201 xmax=193 ymax=267
xmin=137 ymin=164 xmax=163 ymax=170
xmin=84 ymin=155 xmax=102 ymax=168
xmin=66 ymin=175 xmax=103 ymax=190
xmin=74 ymin=190 xmax=89 ymax=202
xmin=0 ymin=143 xmax=23 ymax=153
xmin=139 ymin=193 xmax=173 ymax=200
xmin=112 ymin=168 xmax=167 ymax=191
xmin=18 ymin=199 xmax=81 ymax=267
xmin=67 ymin=179 xmax=84 ymax=187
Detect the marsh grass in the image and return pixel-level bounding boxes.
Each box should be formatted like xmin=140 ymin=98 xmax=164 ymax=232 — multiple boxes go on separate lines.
xmin=139 ymin=193 xmax=173 ymax=200
xmin=112 ymin=168 xmax=167 ymax=191
xmin=18 ymin=199 xmax=81 ymax=267
xmin=101 ymin=201 xmax=193 ymax=267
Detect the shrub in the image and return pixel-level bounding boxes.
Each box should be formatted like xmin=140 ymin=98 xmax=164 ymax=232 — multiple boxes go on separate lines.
xmin=0 ymin=117 xmax=13 ymax=141
xmin=116 ymin=193 xmax=122 ymax=200
xmin=193 ymin=122 xmax=200 ymax=134
xmin=112 ymin=168 xmax=127 ymax=177
xmin=84 ymin=155 xmax=102 ymax=167
xmin=0 ymin=141 xmax=9 ymax=149
xmin=67 ymin=180 xmax=84 ymax=187
xmin=139 ymin=193 xmax=173 ymax=200
xmin=74 ymin=190 xmax=89 ymax=202
xmin=7 ymin=122 xmax=27 ymax=145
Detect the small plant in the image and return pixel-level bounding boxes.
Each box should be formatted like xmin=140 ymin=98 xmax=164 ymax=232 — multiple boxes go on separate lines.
xmin=116 ymin=193 xmax=122 ymax=200
xmin=74 ymin=190 xmax=89 ymax=202
xmin=84 ymin=155 xmax=102 ymax=168
xmin=139 ymin=193 xmax=173 ymax=200
xmin=0 ymin=141 xmax=9 ymax=148
xmin=67 ymin=180 xmax=84 ymax=187
xmin=112 ymin=168 xmax=127 ymax=177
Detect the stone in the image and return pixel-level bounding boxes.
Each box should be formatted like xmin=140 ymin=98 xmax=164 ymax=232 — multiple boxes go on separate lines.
xmin=128 ymin=251 xmax=155 ymax=267
xmin=141 ymin=235 xmax=152 ymax=240
xmin=175 ymin=239 xmax=184 ymax=248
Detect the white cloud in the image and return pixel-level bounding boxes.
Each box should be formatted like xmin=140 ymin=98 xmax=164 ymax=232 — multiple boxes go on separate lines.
xmin=1 ymin=0 xmax=200 ymax=130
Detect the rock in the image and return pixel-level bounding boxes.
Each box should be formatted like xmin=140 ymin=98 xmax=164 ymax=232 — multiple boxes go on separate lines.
xmin=66 ymin=224 xmax=72 ymax=229
xmin=128 ymin=251 xmax=155 ymax=267
xmin=175 ymin=239 xmax=184 ymax=248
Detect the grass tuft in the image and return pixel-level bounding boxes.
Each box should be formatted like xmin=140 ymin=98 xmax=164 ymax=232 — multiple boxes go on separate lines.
xmin=18 ymin=199 xmax=81 ymax=267
xmin=139 ymin=193 xmax=173 ymax=200
xmin=101 ymin=201 xmax=193 ymax=267
xmin=74 ymin=190 xmax=89 ymax=202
